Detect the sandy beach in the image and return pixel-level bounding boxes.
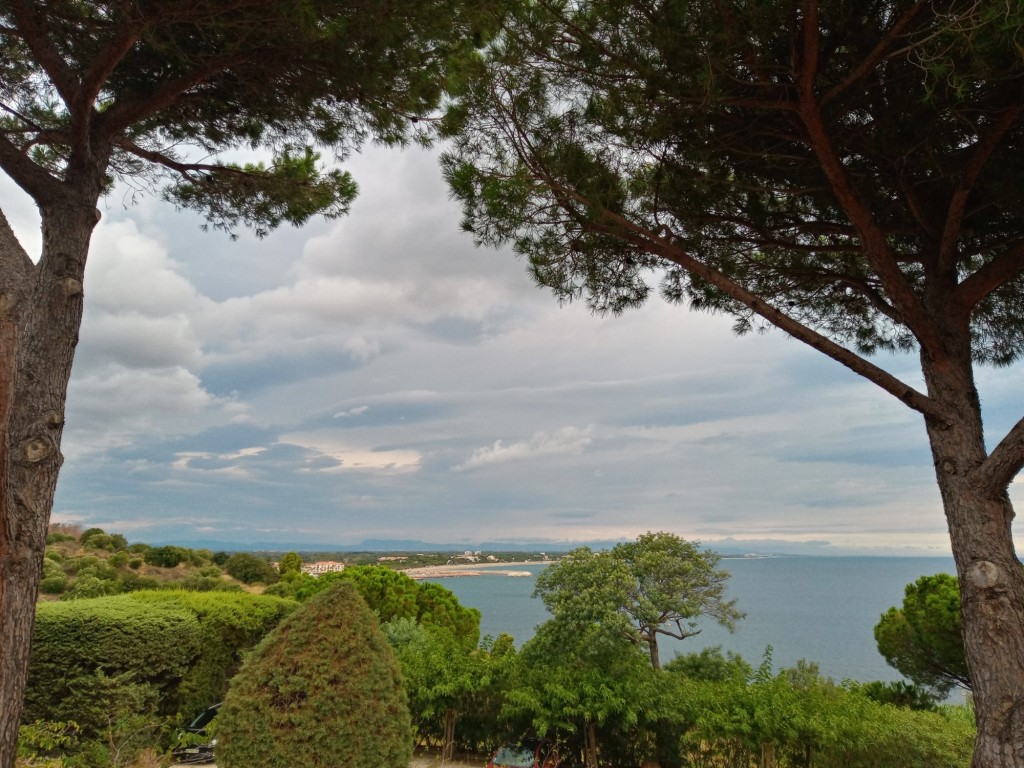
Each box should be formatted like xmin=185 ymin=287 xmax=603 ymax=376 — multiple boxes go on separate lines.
xmin=401 ymin=560 xmax=549 ymax=580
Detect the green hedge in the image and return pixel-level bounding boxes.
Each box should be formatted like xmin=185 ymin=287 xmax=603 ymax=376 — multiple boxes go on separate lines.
xmin=25 ymin=590 xmax=298 ymax=736
xmin=24 ymin=597 xmax=203 ymax=735
xmin=124 ymin=589 xmax=298 ymax=717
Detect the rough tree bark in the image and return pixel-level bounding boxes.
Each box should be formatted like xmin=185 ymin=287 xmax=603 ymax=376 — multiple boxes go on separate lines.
xmin=0 ymin=198 xmax=99 ymax=768
xmin=920 ymin=338 xmax=1024 ymax=767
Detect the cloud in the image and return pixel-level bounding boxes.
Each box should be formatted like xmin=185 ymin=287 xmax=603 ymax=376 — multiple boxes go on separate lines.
xmin=19 ymin=143 xmax=1015 ymax=555
xmin=334 ymin=406 xmax=370 ymax=419
xmin=455 ymin=426 xmax=595 ymax=471
xmin=277 ymin=431 xmax=422 ymax=472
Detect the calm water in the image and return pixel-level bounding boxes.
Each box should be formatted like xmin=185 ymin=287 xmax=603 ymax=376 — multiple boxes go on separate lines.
xmin=427 ymin=556 xmax=957 ymax=685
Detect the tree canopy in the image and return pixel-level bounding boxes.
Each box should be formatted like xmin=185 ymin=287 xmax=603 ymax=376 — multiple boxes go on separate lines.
xmin=534 ymin=532 xmax=741 ymax=669
xmin=443 ymin=2 xmax=1024 ymax=763
xmin=1 ymin=0 xmax=500 ymax=233
xmin=288 ymin=565 xmax=482 ymax=649
xmin=443 ymin=0 xmax=1024 ymax=373
xmin=875 ymin=572 xmax=970 ymax=697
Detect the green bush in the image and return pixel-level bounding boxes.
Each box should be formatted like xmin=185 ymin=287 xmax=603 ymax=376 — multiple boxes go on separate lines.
xmin=42 ymin=558 xmax=64 ymax=580
xmin=24 ymin=597 xmax=203 ymax=736
xmin=78 ymin=527 xmax=107 ymax=547
xmin=59 ymin=574 xmax=122 ymax=600
xmin=144 ymin=545 xmax=189 ymax=568
xmin=216 ymin=581 xmax=412 ymax=768
xmin=118 ymin=572 xmax=161 ymax=592
xmin=224 ymin=552 xmax=279 ymax=585
xmin=108 ymin=551 xmax=130 ymax=568
xmin=125 ymin=590 xmax=298 ymax=717
xmin=39 ymin=576 xmax=67 ymax=595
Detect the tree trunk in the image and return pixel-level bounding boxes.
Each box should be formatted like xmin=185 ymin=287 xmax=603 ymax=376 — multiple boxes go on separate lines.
xmin=0 ymin=200 xmax=96 ymax=768
xmin=648 ymin=635 xmax=661 ymax=670
xmin=441 ymin=707 xmax=456 ymax=762
xmin=920 ymin=344 xmax=1024 ymax=768
xmin=584 ymin=720 xmax=599 ymax=768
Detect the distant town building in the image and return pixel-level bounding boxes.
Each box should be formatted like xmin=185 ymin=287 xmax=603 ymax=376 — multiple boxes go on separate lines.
xmin=378 ymin=556 xmax=408 ymax=562
xmin=302 ymin=560 xmax=346 ymax=576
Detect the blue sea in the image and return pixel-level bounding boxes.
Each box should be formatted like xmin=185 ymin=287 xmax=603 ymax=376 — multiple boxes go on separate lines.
xmin=425 ymin=556 xmax=957 ymax=687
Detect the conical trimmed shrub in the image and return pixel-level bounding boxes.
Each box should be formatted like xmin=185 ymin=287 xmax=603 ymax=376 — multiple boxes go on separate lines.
xmin=215 ymin=580 xmax=412 ymax=768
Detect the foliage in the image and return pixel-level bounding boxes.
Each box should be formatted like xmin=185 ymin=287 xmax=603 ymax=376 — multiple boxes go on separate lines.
xmin=875 ymin=573 xmax=970 ymax=697
xmin=142 ymin=546 xmax=189 ymax=569
xmin=24 ymin=598 xmax=203 ymax=738
xmin=291 ymin=565 xmax=481 ymax=648
xmin=37 ymin=532 xmax=234 ymax=600
xmin=16 ymin=721 xmax=81 ymax=763
xmin=223 ymin=553 xmax=279 ymax=585
xmin=215 ymin=581 xmax=412 ymax=768
xmin=277 ymin=552 xmax=302 ymax=577
xmin=854 ymin=680 xmax=940 ymax=712
xmin=211 ymin=552 xmax=231 ymax=566
xmin=508 ymin=618 xmax=659 ymax=767
xmin=664 ymin=646 xmax=752 ymax=683
xmin=443 ymin=0 xmax=1024 ymax=363
xmin=534 ymin=532 xmax=741 ymax=667
xmin=675 ymin=654 xmax=974 ymax=768
xmin=384 ymin=620 xmax=516 ymax=754
xmin=123 ymin=590 xmax=298 ymax=718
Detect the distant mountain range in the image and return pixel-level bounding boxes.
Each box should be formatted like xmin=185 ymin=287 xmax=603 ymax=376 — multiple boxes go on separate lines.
xmin=149 ymin=535 xmax=935 ymax=557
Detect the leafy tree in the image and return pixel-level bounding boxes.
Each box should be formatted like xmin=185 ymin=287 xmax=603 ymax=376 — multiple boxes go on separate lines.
xmin=224 ymin=553 xmax=278 ymax=586
xmin=0 ymin=2 xmax=499 ymax=765
xmin=211 ymin=551 xmax=231 ymax=567
xmin=142 ymin=545 xmax=188 ymax=569
xmin=855 ymin=680 xmax=940 ymax=712
xmin=875 ymin=573 xmax=970 ymax=697
xmin=664 ymin=646 xmax=752 ymax=684
xmin=508 ymin=619 xmax=657 ymax=768
xmin=534 ymin=532 xmax=742 ymax=668
xmin=215 ymin=581 xmax=412 ymax=768
xmin=277 ymin=551 xmax=302 ymax=578
xmin=414 ymin=580 xmax=483 ymax=650
xmin=294 ymin=565 xmax=482 ymax=648
xmin=384 ymin=618 xmax=495 ymax=758
xmin=444 ymin=2 xmax=1024 ymax=762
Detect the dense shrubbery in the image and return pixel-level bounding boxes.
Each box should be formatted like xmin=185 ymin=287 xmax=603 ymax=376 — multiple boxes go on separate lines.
xmin=124 ymin=590 xmax=298 ymax=718
xmin=269 ymin=564 xmax=482 ymax=649
xmin=22 ymin=587 xmax=298 ymax=768
xmin=24 ymin=597 xmax=203 ymax=741
xmin=216 ymin=581 xmax=412 ymax=768
xmin=39 ymin=526 xmax=242 ymax=599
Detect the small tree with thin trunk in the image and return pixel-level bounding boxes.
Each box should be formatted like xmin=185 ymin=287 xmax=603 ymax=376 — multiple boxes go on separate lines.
xmin=534 ymin=532 xmax=742 ymax=670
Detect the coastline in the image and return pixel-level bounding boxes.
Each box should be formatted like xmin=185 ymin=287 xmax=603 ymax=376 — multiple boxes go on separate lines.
xmin=401 ymin=560 xmax=550 ymax=580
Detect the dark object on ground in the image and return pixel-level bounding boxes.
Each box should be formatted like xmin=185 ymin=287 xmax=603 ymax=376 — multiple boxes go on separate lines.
xmin=171 ymin=703 xmax=220 ymax=764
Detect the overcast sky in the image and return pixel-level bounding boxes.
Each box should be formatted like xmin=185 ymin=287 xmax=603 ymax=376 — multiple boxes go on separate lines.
xmin=4 ymin=145 xmax=1022 ymax=555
